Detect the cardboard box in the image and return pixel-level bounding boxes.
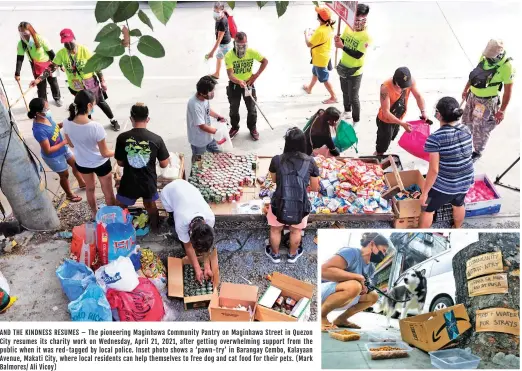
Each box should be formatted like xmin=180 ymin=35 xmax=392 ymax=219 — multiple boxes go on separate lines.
xmin=254 ymin=272 xmax=314 ymax=322
xmin=385 ymin=170 xmax=425 ymax=218
xmin=465 ymin=174 xmax=502 ymax=217
xmin=167 ymin=249 xmax=220 ymax=310
xmin=209 ymin=283 xmax=258 ymax=322
xmin=399 ymin=304 xmax=471 ymax=352
xmin=392 ymin=201 xmax=419 ymax=228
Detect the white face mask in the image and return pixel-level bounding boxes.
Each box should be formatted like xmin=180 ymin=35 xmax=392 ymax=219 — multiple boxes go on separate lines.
xmin=213 ymin=11 xmax=222 ymax=20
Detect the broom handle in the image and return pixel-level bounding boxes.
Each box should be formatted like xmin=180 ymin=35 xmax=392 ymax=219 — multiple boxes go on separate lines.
xmin=16 ymin=79 xmax=29 ymax=111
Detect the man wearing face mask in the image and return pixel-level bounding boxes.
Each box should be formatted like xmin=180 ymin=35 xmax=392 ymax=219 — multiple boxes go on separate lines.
xmin=334 ymin=4 xmax=372 ymax=126
xmin=375 ymin=67 xmax=427 ymax=155
xmin=320 ymin=233 xmax=389 ymax=331
xmin=461 ymin=39 xmax=515 ymax=161
xmin=224 ymin=32 xmax=268 ymax=141
xmin=15 ymin=22 xmax=62 ymax=106
xmin=187 ymin=76 xmax=227 ymax=163
xmin=30 ymin=28 xmax=120 ymax=132
xmin=115 ymin=103 xmax=170 ymax=232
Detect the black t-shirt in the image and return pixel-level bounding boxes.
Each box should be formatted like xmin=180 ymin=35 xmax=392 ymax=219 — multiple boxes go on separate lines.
xmin=115 ymin=128 xmax=170 ymax=199
xmin=215 ymin=17 xmax=231 ymax=45
xmin=269 ymin=154 xmax=320 ymax=209
xmin=304 ymin=125 xmax=339 ymax=156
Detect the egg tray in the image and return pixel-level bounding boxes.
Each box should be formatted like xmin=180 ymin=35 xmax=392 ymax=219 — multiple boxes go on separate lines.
xmin=183 ymin=264 xmax=213 ymax=297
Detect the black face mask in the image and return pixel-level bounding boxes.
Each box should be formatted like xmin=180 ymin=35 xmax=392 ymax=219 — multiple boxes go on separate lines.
xmin=64 ymin=42 xmax=76 ymax=51
xmin=370 ymin=250 xmax=385 ymax=264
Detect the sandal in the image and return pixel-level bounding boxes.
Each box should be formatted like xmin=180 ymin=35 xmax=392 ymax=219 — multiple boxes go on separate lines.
xmin=321 ymin=323 xmax=339 ymax=332
xmin=66 ymin=195 xmax=82 ymax=203
xmin=322 ymin=97 xmax=338 ymax=104
xmin=333 ymin=320 xmax=361 ymax=329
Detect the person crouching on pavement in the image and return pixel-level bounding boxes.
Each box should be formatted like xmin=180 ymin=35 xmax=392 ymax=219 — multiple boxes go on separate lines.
xmin=187 ymin=76 xmax=227 ymax=164
xmin=160 ymin=179 xmax=215 ymax=283
xmin=321 ymin=233 xmax=389 ymax=331
xmin=304 ymin=106 xmax=341 ymax=157
xmin=461 ymin=39 xmax=515 ymax=162
xmin=114 ymin=103 xmax=170 ymax=232
xmin=225 ymin=31 xmax=268 ymax=141
xmin=265 ymin=128 xmax=320 ymax=264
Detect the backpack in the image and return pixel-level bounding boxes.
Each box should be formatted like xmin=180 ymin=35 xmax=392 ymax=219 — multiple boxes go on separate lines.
xmin=224 ymin=11 xmax=237 ymax=39
xmin=274 ymin=158 xmax=311 ymax=225
xmin=469 ymin=57 xmax=512 ymax=90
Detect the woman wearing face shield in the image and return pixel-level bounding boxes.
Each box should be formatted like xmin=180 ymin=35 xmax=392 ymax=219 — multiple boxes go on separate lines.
xmin=15 ymin=22 xmax=62 ymax=106
xmin=304 ymin=106 xmax=341 ymax=157
xmin=320 ymin=233 xmax=389 ymax=331
xmin=30 ymin=28 xmax=120 ymax=132
xmin=206 ymin=2 xmax=233 ymax=80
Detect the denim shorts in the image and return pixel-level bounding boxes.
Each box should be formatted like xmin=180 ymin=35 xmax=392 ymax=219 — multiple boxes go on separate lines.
xmin=321 ymin=281 xmax=360 ymax=310
xmin=217 ymin=43 xmax=233 ymax=59
xmin=191 ymin=139 xmax=220 ymax=156
xmin=116 ymin=192 xmax=159 ymax=207
xmin=312 ymin=65 xmax=330 ymax=83
xmin=42 ymin=147 xmax=73 ymax=173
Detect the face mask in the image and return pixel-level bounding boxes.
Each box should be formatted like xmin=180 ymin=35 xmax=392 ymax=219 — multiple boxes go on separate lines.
xmin=27 ymin=36 xmax=35 ymax=47
xmin=205 ymin=91 xmax=215 ymax=100
xmin=64 ymin=42 xmax=76 ymax=51
xmin=234 ymin=42 xmax=247 ymax=58
xmin=370 ymin=248 xmax=385 ymax=264
xmin=213 ymin=11 xmax=222 ymax=20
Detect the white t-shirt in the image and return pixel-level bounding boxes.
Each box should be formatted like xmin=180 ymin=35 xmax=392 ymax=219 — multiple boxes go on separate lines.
xmin=63 ymin=119 xmax=107 ymax=168
xmin=160 ymin=179 xmax=215 ymax=243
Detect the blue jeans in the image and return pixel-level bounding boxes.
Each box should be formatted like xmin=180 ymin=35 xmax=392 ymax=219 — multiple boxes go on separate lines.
xmin=191 ymin=139 xmax=220 ymax=163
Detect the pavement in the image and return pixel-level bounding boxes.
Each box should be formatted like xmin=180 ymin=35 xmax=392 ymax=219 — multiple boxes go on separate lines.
xmin=0 ymin=1 xmax=520 ymax=228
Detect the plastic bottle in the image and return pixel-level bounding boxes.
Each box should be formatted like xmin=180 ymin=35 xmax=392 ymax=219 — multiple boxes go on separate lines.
xmin=80 ymin=223 xmax=95 ymax=266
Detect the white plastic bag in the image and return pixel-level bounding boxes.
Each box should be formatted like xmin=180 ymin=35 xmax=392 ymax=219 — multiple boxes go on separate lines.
xmin=95 ymin=256 xmax=139 ymax=293
xmin=158 ymin=153 xmax=181 ymax=180
xmin=0 ymin=270 xmax=10 ymax=295
xmin=214 ymin=120 xmax=233 ymax=152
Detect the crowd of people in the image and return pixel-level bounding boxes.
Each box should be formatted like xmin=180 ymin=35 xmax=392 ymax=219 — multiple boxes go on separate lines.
xmin=17 ymin=2 xmax=515 ymax=270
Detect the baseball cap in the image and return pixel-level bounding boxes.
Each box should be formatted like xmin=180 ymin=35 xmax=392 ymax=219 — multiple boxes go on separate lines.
xmin=60 ymin=28 xmax=75 ymax=43
xmin=393 ymin=67 xmax=412 ymax=89
xmin=315 ymin=6 xmax=331 ymax=21
xmin=483 ymin=39 xmax=504 ymax=59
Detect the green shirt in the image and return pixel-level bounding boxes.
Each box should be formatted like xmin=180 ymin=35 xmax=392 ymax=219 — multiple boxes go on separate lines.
xmin=53 ymin=45 xmax=95 ymax=91
xmin=339 ymin=26 xmax=371 ymax=77
xmin=16 ymin=35 xmax=51 ymax=63
xmin=224 ymin=48 xmax=264 ymax=81
xmin=470 ymin=55 xmax=515 ymax=98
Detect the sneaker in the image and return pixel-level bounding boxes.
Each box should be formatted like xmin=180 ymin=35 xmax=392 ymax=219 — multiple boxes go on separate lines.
xmin=55 ymin=99 xmax=63 ymax=107
xmin=111 ymin=120 xmax=120 ymax=132
xmin=342 ymin=111 xmax=352 ymax=120
xmin=287 ymin=246 xmax=304 ymax=264
xmin=229 ymin=128 xmax=239 ymax=139
xmin=472 ymin=152 xmax=481 ymax=163
xmin=265 ymin=246 xmax=281 ymax=263
xmin=250 ymin=129 xmax=260 ymax=141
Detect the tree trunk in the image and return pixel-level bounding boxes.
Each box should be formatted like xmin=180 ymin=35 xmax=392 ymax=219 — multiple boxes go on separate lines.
xmin=452 ymin=233 xmax=520 ymax=365
xmin=0 ymin=88 xmax=60 ymax=231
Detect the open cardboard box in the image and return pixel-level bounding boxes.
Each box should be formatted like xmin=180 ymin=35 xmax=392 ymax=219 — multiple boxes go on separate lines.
xmin=465 ymin=173 xmax=502 ymax=217
xmin=209 ymin=282 xmax=258 ymax=322
xmin=399 ymin=304 xmax=471 ymax=352
xmin=385 ymin=170 xmax=425 ymax=218
xmin=254 ymin=272 xmax=314 ymax=322
xmin=167 ymin=249 xmax=220 ymax=310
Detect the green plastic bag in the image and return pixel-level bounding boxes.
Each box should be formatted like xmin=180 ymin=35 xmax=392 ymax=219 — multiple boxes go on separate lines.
xmin=334 ymin=120 xmax=358 ymax=153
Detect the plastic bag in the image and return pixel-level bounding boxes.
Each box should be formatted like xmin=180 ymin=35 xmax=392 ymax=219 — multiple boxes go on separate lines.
xmin=106 ymin=277 xmax=165 ymax=322
xmin=214 ymin=120 xmax=233 ymax=152
xmin=334 ymin=120 xmax=358 ymax=152
xmin=95 ymin=256 xmax=140 ymax=293
xmin=158 ymin=152 xmax=181 ymax=180
xmin=96 ymin=206 xmax=136 ymax=265
xmin=398 ymin=120 xmax=430 ymax=162
xmin=56 ymin=260 xmax=96 ymax=301
xmin=70 ymin=223 xmax=97 ymax=269
xmin=0 ymin=270 xmax=9 ymax=295
xmin=140 ymin=248 xmax=167 ymax=293
xmin=68 ymin=282 xmax=112 ymax=321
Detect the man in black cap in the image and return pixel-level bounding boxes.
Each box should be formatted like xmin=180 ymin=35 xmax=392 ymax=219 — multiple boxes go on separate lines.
xmin=375 ymin=67 xmax=427 ymax=155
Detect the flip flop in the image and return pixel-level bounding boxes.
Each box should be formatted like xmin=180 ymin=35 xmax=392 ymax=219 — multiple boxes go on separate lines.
xmin=333 ymin=320 xmax=361 ymax=329
xmin=321 ymin=324 xmax=339 ymax=332
xmin=322 ymin=98 xmax=338 ymax=104
xmin=66 ymin=195 xmax=82 ymax=203
xmin=78 ymin=185 xmax=87 ymax=190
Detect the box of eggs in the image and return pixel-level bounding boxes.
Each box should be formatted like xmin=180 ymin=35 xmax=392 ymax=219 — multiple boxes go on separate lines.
xmin=167 ymin=249 xmax=220 ymax=310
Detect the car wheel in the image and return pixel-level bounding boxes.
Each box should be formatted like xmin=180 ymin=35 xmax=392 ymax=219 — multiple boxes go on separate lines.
xmin=430 ymin=296 xmax=454 ymax=312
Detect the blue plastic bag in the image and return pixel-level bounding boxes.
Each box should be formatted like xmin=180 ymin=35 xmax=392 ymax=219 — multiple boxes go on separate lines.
xmin=96 ymin=206 xmax=136 ymax=264
xmin=68 ymin=283 xmax=112 ymax=322
xmin=56 ymin=260 xmax=96 ymax=301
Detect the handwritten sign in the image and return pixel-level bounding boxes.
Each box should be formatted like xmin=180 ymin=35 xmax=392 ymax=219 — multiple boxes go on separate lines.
xmin=476 ymin=308 xmax=520 ymax=336
xmin=466 ymin=251 xmax=503 ymax=280
xmin=326 ymin=1 xmax=357 ymax=29
xmin=468 ymin=273 xmax=509 ymax=297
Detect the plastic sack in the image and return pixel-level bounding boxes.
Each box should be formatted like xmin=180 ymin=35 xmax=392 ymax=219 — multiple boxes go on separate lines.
xmin=56 ymin=260 xmax=96 ymax=301
xmin=96 ymin=206 xmax=136 ymax=265
xmin=70 ymin=223 xmax=97 ymax=269
xmin=140 ymin=248 xmax=167 ymax=293
xmin=398 ymin=120 xmax=430 ymax=162
xmin=214 ymin=121 xmax=233 ymax=152
xmin=334 ymin=120 xmax=358 ymax=152
xmin=68 ymin=282 xmax=112 ymax=322
xmin=0 ymin=270 xmax=9 ymax=295
xmin=95 ymin=256 xmax=140 ymax=293
xmin=106 ymin=277 xmax=165 ymax=322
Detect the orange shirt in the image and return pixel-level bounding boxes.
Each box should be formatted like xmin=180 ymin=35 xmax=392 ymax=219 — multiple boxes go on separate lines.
xmin=378 ymin=78 xmax=412 ymax=122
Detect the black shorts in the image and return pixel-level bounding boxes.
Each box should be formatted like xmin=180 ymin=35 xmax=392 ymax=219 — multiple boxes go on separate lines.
xmin=376 ymin=116 xmax=401 ymax=154
xmin=75 ymin=160 xmax=112 ymax=177
xmin=423 ymin=188 xmax=466 ymax=213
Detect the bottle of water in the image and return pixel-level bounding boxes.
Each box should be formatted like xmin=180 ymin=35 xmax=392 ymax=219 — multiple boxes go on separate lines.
xmin=80 ymin=222 xmax=95 ymax=266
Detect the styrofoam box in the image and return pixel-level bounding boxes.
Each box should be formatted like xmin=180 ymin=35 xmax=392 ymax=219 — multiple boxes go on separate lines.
xmin=465 ymin=174 xmax=502 ymax=217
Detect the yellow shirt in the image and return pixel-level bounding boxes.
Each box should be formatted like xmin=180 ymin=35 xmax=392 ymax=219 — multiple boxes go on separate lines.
xmin=225 ymin=48 xmax=264 ymax=81
xmin=309 ymin=24 xmax=333 ymax=68
xmin=340 ymin=26 xmax=371 ymax=76
xmin=53 ymin=45 xmax=94 ymax=91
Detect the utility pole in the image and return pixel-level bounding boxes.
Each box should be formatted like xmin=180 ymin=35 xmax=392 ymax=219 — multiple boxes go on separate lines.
xmin=0 ymin=81 xmax=60 ymax=231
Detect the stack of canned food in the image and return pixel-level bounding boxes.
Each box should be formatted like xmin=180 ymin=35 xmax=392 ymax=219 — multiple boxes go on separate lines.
xmin=183 ymin=264 xmax=213 ymax=297
xmin=188 ymin=153 xmax=258 ymax=204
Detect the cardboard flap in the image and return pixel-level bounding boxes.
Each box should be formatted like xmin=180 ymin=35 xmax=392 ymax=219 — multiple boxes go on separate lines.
xmin=220 ymin=282 xmax=258 ymax=302
xmin=211 ymin=249 xmax=220 ymax=287
xmin=167 ymin=257 xmax=184 ymax=298
xmin=271 ymin=272 xmax=314 ymax=298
